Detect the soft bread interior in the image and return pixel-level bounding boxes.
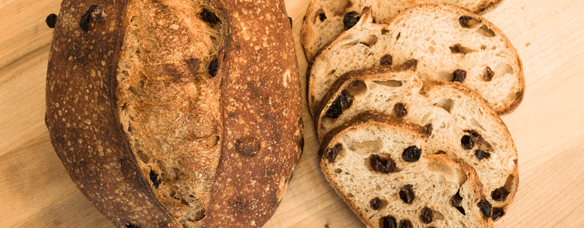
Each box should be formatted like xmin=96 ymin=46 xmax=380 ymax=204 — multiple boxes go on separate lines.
xmin=115 ymin=0 xmax=225 ymax=226
xmin=321 ymin=124 xmax=490 ymax=228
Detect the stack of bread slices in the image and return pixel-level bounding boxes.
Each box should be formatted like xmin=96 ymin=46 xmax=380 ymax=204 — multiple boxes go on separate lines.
xmin=302 ymin=2 xmax=523 ymax=227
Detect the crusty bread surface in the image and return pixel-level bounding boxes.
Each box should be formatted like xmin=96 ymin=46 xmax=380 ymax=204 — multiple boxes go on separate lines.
xmin=45 ymin=0 xmax=301 ymax=227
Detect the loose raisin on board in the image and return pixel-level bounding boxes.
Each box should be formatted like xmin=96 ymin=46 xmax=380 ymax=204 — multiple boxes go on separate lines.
xmin=452 ymin=69 xmax=467 ymax=83
xmin=399 ymin=184 xmax=415 ymax=204
xmin=461 ymin=135 xmax=474 ymax=150
xmin=46 ymin=14 xmax=57 ymax=28
xmin=394 ymin=103 xmax=407 ymax=118
xmin=343 ymin=11 xmax=360 ymax=30
xmin=420 ymin=207 xmax=433 ymax=224
xmin=370 ymin=197 xmax=383 ymax=210
xmin=402 ymin=146 xmax=421 ymax=162
xmin=475 ymin=149 xmax=491 ymax=160
xmin=380 ymin=54 xmax=393 ymax=65
xmin=370 ymin=155 xmax=396 ymax=174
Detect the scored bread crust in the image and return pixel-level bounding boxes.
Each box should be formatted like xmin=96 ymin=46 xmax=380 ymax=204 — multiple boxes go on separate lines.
xmin=301 ymin=0 xmax=504 ymax=61
xmin=45 ymin=0 xmax=300 ymax=227
xmin=307 ymin=4 xmax=524 ymax=115
xmin=318 ymin=111 xmax=493 ymax=228
xmin=315 ymin=65 xmax=518 ymax=220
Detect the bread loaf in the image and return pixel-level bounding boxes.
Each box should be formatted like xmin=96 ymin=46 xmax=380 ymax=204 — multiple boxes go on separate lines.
xmin=307 ymin=5 xmax=524 ymax=115
xmin=315 ymin=64 xmax=517 ymax=220
xmin=319 ymin=111 xmax=493 ymax=228
xmin=45 ymin=0 xmax=301 ymax=227
xmin=301 ymin=0 xmax=503 ymax=61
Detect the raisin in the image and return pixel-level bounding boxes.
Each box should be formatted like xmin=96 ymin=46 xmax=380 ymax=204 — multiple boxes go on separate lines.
xmin=79 ymin=5 xmax=98 ymax=31
xmin=420 ymin=207 xmax=433 ymax=224
xmin=288 ymin=17 xmax=293 ymax=28
xmin=343 ymin=11 xmax=360 ymax=30
xmin=399 ymin=220 xmax=413 ymax=228
xmin=208 ymin=57 xmax=219 ymax=77
xmin=475 ymin=149 xmax=491 ymax=160
xmin=401 ymin=59 xmax=418 ymax=70
xmin=325 ymin=144 xmax=342 ymax=163
xmin=326 ymin=90 xmax=353 ymax=118
xmin=370 ymin=197 xmax=383 ymax=210
xmin=450 ymin=190 xmax=466 ymax=215
xmin=46 ymin=14 xmax=57 ymax=28
xmin=381 ymin=216 xmax=397 ymax=228
xmin=465 ymin=130 xmax=485 ymax=146
xmin=394 ymin=103 xmax=407 ymax=118
xmin=491 ymin=187 xmax=510 ymax=202
xmin=491 ymin=207 xmax=505 ymax=220
xmin=370 ymin=155 xmax=396 ymax=174
xmin=402 ymin=146 xmax=421 ymax=162
xmin=380 ymin=54 xmax=393 ymax=65
xmin=483 ymin=66 xmax=494 ymax=81
xmin=125 ymin=222 xmax=140 ymax=228
xmin=461 ymin=135 xmax=474 ymax=150
xmin=318 ymin=13 xmax=327 ymax=22
xmin=450 ymin=44 xmax=463 ymax=53
xmin=477 ymin=200 xmax=492 ymax=218
xmin=435 ymin=150 xmax=446 ymax=155
xmin=149 ymin=169 xmax=161 ymax=189
xmin=200 ymin=8 xmax=220 ymax=26
xmin=399 ymin=184 xmax=415 ymax=204
xmin=459 ymin=16 xmax=481 ymax=28
xmin=452 ymin=69 xmax=467 ymax=83
xmin=424 ymin=124 xmax=433 ymax=135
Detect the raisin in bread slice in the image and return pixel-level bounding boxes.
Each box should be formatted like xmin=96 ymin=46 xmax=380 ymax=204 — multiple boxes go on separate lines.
xmin=307 ymin=5 xmax=524 ymax=115
xmin=319 ymin=111 xmax=493 ymax=228
xmin=302 ymin=0 xmax=503 ymax=61
xmin=316 ymin=64 xmax=517 ymax=221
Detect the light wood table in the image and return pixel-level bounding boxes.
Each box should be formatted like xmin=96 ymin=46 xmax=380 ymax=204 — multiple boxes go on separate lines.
xmin=1 ymin=0 xmax=584 ymax=227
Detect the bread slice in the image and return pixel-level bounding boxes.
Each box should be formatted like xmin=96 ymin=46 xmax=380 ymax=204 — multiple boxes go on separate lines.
xmin=315 ymin=64 xmax=517 ymax=220
xmin=307 ymin=5 xmax=524 ymax=115
xmin=302 ymin=0 xmax=503 ymax=61
xmin=319 ymin=111 xmax=493 ymax=228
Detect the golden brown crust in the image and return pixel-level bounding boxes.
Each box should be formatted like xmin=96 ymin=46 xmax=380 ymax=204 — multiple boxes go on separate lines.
xmin=46 ymin=0 xmax=179 ymax=227
xmin=46 ymin=0 xmax=300 ymax=227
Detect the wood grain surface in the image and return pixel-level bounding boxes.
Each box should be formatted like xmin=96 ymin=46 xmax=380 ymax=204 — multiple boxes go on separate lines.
xmin=1 ymin=0 xmax=583 ymax=227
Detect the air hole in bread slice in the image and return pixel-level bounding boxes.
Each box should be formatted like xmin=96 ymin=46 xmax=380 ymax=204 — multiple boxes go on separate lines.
xmin=345 ymin=137 xmax=384 ymax=155
xmin=346 ymin=80 xmax=368 ymax=96
xmin=476 ymin=25 xmax=496 ymax=37
xmin=359 ymin=35 xmax=379 ymax=47
xmin=434 ymin=98 xmax=454 ymax=113
xmin=374 ymin=80 xmax=403 ymax=87
xmin=334 ymin=168 xmax=342 ymax=174
xmin=340 ymin=40 xmax=360 ymax=49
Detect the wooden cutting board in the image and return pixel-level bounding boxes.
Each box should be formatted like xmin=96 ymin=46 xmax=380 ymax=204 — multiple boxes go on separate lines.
xmin=1 ymin=0 xmax=584 ymax=227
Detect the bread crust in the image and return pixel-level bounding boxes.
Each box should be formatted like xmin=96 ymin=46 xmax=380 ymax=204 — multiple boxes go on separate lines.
xmin=45 ymin=0 xmax=300 ymax=227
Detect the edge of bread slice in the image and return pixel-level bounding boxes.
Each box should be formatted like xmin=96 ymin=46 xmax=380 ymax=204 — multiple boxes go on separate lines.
xmin=301 ymin=0 xmax=503 ymax=61
xmin=316 ymin=64 xmax=518 ymax=220
xmin=307 ymin=4 xmax=524 ymax=116
xmin=319 ymin=111 xmax=494 ymax=228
